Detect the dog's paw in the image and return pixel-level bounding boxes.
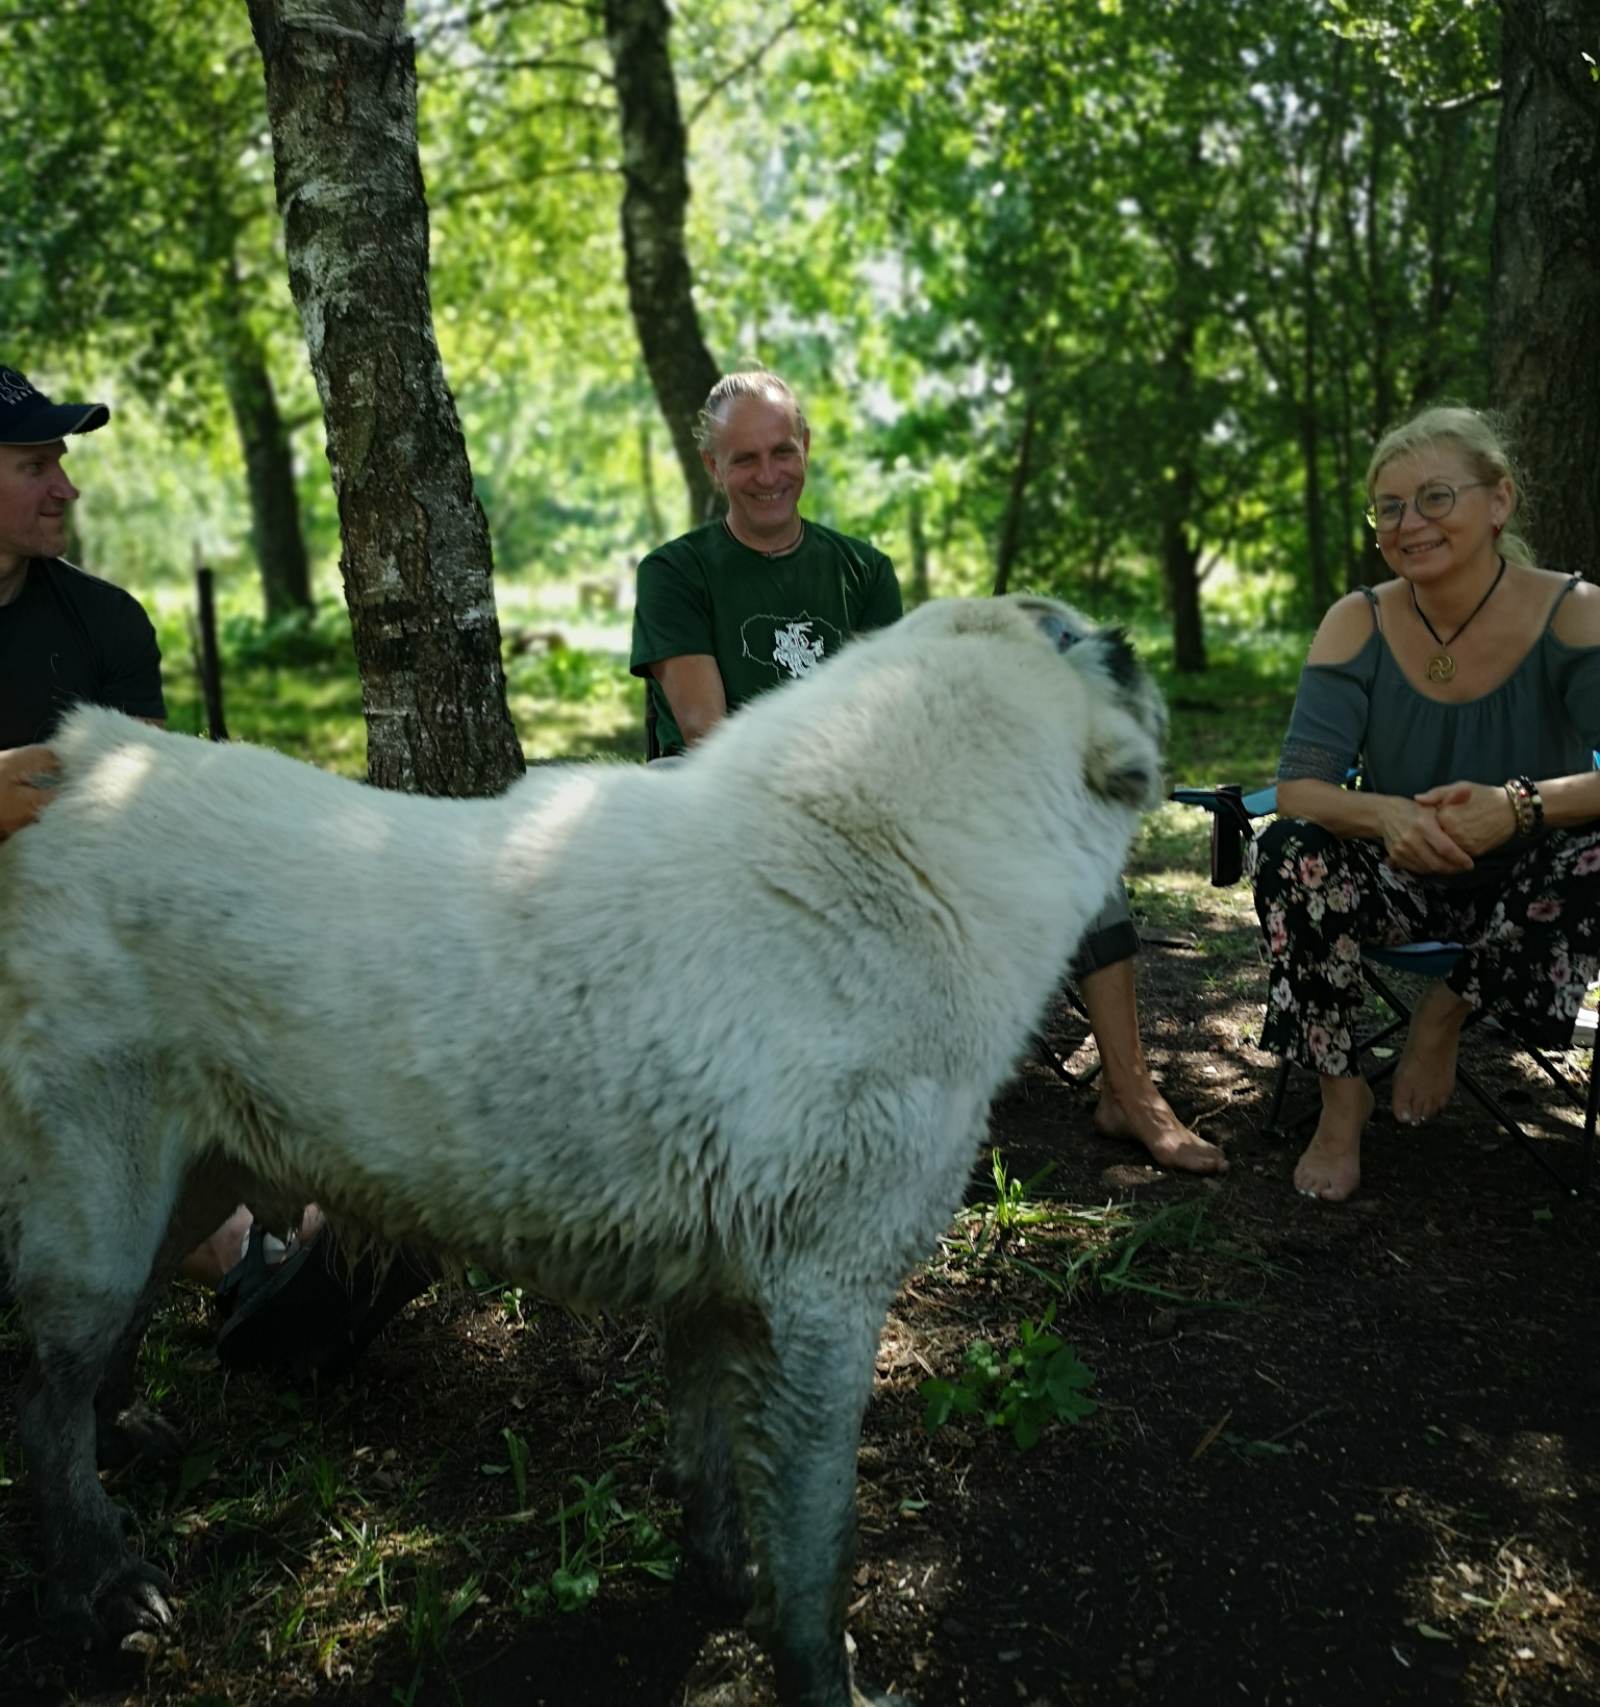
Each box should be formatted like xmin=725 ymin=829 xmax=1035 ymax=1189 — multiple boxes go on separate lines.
xmin=97 ymin=1402 xmax=185 ymax=1470
xmin=46 ymin=1559 xmax=174 ymax=1652
xmin=853 ymin=1687 xmax=918 ymax=1707
xmin=103 ymin=1562 xmax=176 ymax=1643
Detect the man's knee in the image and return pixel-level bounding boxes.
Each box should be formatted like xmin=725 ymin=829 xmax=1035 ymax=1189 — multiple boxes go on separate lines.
xmin=1068 ymin=877 xmax=1138 ymax=982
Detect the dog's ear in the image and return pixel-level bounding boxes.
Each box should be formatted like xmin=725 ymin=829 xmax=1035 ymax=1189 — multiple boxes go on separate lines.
xmin=1063 ymin=628 xmax=1165 ymax=811
xmin=1014 ymin=599 xmax=1165 ymax=809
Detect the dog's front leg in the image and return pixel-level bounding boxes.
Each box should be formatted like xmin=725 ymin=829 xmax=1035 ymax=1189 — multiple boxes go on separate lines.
xmin=729 ymin=1289 xmax=917 ymax=1707
xmin=20 ymin=1329 xmax=174 ymax=1647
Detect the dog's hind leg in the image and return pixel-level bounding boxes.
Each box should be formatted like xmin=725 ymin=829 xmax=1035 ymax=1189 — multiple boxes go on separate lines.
xmin=662 ymin=1298 xmax=756 ymax=1618
xmin=8 ymin=1071 xmax=184 ymax=1646
xmin=728 ymin=1289 xmax=917 ymax=1707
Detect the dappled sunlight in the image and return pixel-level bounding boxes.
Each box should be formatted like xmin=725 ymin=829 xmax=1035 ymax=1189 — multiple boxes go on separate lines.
xmin=493 ymin=765 xmax=609 ymax=884
xmin=80 ymin=737 xmax=159 ymax=813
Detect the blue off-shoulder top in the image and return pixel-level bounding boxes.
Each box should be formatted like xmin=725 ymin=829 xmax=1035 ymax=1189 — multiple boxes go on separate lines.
xmin=1277 ymin=574 xmax=1600 ymax=880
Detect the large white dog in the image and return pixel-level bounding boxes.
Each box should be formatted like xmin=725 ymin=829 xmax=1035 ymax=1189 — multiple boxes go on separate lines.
xmin=0 ymin=593 xmax=1163 ymax=1706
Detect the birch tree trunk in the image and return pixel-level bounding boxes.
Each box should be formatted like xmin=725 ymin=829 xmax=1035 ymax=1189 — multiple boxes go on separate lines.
xmin=1492 ymin=0 xmax=1600 ymax=571
xmin=603 ymin=0 xmax=723 ymax=529
xmin=246 ymin=0 xmax=523 ymax=797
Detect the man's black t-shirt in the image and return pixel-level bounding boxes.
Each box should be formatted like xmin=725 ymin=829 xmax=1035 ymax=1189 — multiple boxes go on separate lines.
xmin=0 ymin=557 xmax=166 ymax=746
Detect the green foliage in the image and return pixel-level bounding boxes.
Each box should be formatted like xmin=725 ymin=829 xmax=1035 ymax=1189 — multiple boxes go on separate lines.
xmin=544 ymin=1471 xmax=677 ymax=1614
xmin=219 ymin=605 xmax=356 ymax=671
xmin=920 ymin=1305 xmax=1098 ymax=1450
xmin=6 ymin=0 xmax=1520 ymax=680
xmin=504 ymin=642 xmax=629 ymax=707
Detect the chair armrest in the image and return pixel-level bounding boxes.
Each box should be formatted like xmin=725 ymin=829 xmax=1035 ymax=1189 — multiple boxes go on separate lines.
xmin=1169 ymin=783 xmax=1278 ymax=888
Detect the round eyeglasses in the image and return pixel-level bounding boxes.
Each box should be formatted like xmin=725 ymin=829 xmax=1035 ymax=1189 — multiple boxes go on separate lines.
xmin=1365 ymin=479 xmax=1492 ymax=533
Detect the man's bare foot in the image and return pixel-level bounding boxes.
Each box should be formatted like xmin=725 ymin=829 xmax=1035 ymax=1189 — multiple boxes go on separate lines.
xmin=1094 ymin=1087 xmax=1228 ymax=1174
xmin=1294 ymin=1078 xmax=1374 ymax=1202
xmin=1392 ymin=983 xmax=1471 ymax=1127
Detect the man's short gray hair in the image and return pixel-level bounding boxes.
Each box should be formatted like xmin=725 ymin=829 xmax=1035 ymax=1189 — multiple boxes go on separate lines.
xmin=695 ymin=371 xmax=807 ymax=456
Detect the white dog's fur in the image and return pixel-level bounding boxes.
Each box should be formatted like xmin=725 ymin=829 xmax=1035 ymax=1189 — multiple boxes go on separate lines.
xmin=0 ymin=593 xmax=1163 ymax=1706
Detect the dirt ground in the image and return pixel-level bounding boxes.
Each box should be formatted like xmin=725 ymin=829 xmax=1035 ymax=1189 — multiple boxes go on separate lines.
xmin=3 ymin=912 xmax=1598 ymax=1707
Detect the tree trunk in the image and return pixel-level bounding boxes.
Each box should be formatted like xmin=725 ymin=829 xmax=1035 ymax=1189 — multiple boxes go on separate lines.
xmin=1158 ymin=312 xmax=1207 ymax=673
xmin=246 ymin=0 xmax=523 ymax=798
xmin=1492 ymin=0 xmax=1600 ymax=572
xmin=993 ymin=388 xmax=1040 ymax=598
xmin=638 ymin=413 xmax=666 ymax=545
xmin=217 ymin=300 xmax=313 ymax=620
xmin=1298 ymin=57 xmax=1340 ymax=618
xmin=907 ymin=487 xmax=930 ymax=606
xmin=603 ymin=0 xmax=722 ymax=529
xmin=1161 ymin=515 xmax=1206 ymax=674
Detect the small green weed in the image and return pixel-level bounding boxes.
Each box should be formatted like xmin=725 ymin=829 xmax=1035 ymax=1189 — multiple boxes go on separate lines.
xmin=466 ymin=1264 xmax=528 ymax=1320
xmin=920 ymin=1305 xmax=1098 ymax=1450
xmin=479 ymin=1427 xmax=532 ymax=1512
xmin=403 ymin=1563 xmax=482 ymax=1661
xmin=546 ymin=1471 xmax=677 ymax=1612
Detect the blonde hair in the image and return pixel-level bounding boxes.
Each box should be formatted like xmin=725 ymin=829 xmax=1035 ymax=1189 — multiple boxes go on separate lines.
xmin=695 ymin=371 xmax=807 ymax=457
xmin=1366 ymin=405 xmax=1536 ymax=566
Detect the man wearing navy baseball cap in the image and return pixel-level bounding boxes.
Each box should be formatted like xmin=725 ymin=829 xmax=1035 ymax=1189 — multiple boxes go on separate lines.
xmin=0 ymin=364 xmax=165 ymax=836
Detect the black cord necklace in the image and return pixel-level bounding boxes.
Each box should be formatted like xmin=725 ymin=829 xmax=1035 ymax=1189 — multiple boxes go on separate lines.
xmin=1411 ymin=553 xmax=1506 ymax=683
xmin=723 ymin=516 xmax=806 ymax=559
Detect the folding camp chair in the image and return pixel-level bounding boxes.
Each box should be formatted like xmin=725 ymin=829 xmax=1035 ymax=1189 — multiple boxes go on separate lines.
xmin=1172 ymin=779 xmax=1599 ymax=1197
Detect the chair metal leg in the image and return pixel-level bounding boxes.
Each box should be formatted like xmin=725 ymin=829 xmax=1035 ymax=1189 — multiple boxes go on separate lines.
xmin=1033 ymin=1032 xmax=1101 ymax=1088
xmin=1264 ymin=1058 xmax=1295 ymax=1138
xmin=1032 ymin=984 xmax=1102 ymax=1088
xmin=1582 ymin=1041 xmax=1598 ymax=1196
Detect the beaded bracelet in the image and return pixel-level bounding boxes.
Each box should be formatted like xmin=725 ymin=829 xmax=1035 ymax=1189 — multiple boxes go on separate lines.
xmin=1503 ymin=776 xmax=1540 ymax=838
xmin=1516 ymin=774 xmax=1545 ymax=835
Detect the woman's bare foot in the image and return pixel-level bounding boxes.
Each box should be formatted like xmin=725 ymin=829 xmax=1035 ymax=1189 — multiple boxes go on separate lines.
xmin=1392 ymin=983 xmax=1471 ymax=1127
xmin=1095 ymin=1085 xmax=1229 ymax=1174
xmin=1294 ymin=1077 xmax=1374 ymax=1202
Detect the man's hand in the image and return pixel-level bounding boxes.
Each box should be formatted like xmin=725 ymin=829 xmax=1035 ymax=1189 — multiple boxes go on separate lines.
xmin=1377 ymin=796 xmax=1474 ymax=875
xmin=1413 ymin=781 xmax=1519 ymax=859
xmin=0 ymin=744 xmax=61 ymax=840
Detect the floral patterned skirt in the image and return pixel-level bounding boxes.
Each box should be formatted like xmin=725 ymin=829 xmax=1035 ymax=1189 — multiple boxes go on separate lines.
xmin=1246 ymin=817 xmax=1600 ymax=1077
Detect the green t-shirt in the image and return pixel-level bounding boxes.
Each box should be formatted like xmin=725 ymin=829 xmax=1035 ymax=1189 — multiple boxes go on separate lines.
xmin=629 ymin=518 xmax=903 ymax=755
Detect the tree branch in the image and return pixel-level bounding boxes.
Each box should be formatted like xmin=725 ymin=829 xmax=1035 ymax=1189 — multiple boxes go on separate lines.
xmin=685 ymin=0 xmax=832 ymax=131
xmin=433 ymin=160 xmax=617 ymax=203
xmin=424 ymin=49 xmax=611 ymax=81
xmin=415 ymin=0 xmax=600 ymax=50
xmin=1427 ymin=83 xmax=1502 ymax=115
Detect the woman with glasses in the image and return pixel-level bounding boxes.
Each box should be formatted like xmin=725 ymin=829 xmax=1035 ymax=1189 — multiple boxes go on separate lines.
xmin=1246 ymin=405 xmax=1600 ymax=1201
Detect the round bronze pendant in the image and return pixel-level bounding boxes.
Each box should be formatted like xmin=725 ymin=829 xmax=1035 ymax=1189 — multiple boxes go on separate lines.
xmin=1426 ymin=651 xmax=1456 ymax=683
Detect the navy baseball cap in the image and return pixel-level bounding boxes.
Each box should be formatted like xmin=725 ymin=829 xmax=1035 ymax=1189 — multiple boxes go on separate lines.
xmin=0 ymin=365 xmax=110 ymax=444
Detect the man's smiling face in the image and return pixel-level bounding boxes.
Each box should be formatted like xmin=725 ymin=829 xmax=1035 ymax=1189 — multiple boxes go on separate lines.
xmin=703 ymin=395 xmax=810 ymax=549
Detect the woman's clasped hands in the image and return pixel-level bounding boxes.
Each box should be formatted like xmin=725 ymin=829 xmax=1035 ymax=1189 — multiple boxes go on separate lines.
xmin=1380 ymin=780 xmax=1520 ymax=874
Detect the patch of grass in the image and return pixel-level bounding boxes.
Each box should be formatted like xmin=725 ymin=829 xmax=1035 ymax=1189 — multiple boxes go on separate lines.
xmin=944 ymin=1179 xmax=1280 ymax=1312
xmin=153 ymin=595 xmax=644 ymax=774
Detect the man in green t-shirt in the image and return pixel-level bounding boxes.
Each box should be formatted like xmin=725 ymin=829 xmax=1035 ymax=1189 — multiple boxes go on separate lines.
xmin=630 ymin=370 xmax=1222 ymax=1176
xmin=630 ymin=372 xmax=900 ymax=755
